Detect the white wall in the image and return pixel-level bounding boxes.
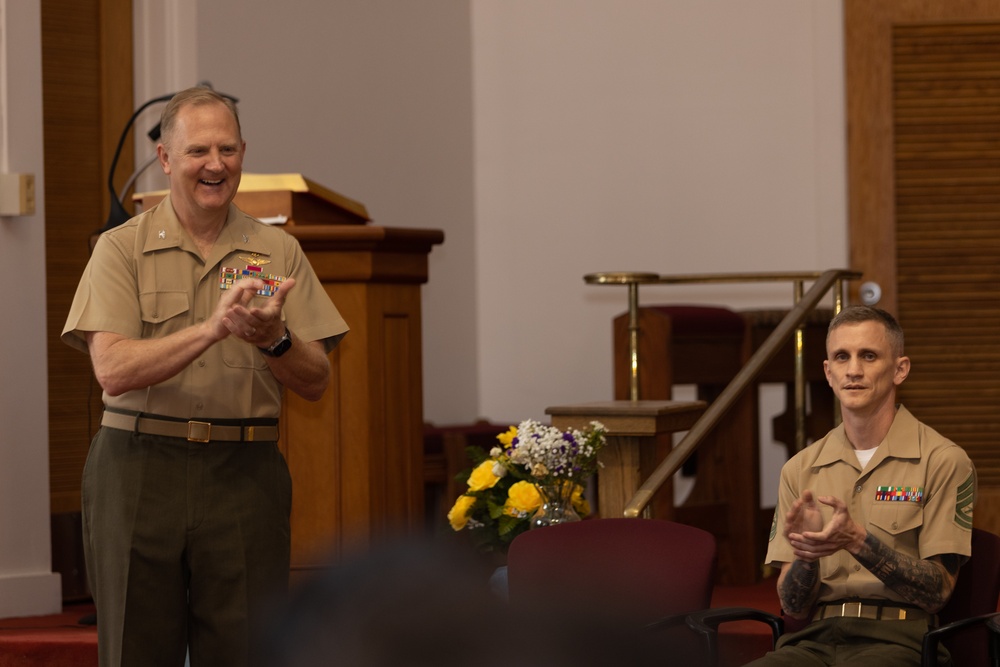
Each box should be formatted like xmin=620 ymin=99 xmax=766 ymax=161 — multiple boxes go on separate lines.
xmin=134 ymin=0 xmax=480 ymax=425
xmin=0 ymin=4 xmax=847 ymax=613
xmin=470 ymin=1 xmax=847 ymax=506
xmin=130 ymin=0 xmax=846 ymax=508
xmin=0 ymin=0 xmax=63 ymax=618
xmin=143 ymin=0 xmax=846 ymax=422
xmin=472 ymin=0 xmax=846 ymax=421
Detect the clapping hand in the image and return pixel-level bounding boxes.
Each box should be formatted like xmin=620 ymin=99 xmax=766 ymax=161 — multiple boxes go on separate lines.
xmin=785 ymin=491 xmax=866 ymax=561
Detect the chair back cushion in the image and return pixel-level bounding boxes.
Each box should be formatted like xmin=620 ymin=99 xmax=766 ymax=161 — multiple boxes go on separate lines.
xmin=506 ymin=518 xmax=716 ymax=621
xmin=938 ymin=527 xmax=1000 ymax=666
xmin=941 ymin=528 xmax=1000 ymax=624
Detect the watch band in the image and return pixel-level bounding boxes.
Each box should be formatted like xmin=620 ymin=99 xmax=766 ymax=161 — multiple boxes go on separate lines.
xmin=259 ymin=327 xmax=292 ymax=357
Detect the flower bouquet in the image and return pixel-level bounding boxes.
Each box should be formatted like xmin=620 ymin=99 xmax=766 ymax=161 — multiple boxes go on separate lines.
xmin=447 ymin=419 xmax=607 ymax=555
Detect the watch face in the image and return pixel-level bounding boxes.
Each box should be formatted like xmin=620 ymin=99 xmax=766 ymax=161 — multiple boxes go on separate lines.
xmin=261 ymin=328 xmax=292 ymax=357
xmin=271 ymin=336 xmax=292 ymax=357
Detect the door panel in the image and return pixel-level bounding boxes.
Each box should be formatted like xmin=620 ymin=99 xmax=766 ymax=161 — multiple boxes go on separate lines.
xmin=42 ymin=0 xmax=133 ymax=599
xmin=846 ymin=0 xmax=1000 ymax=535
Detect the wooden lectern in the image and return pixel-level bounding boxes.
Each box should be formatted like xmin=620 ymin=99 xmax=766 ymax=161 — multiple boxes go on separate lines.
xmin=135 ymin=174 xmax=444 ymax=581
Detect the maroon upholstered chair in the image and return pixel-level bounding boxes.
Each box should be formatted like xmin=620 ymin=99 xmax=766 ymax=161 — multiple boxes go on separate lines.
xmin=507 ymin=518 xmax=716 ymax=619
xmin=921 ymin=527 xmax=1000 ymax=667
xmin=506 ymin=518 xmax=720 ymax=664
xmin=687 ymin=527 xmax=1000 ymax=667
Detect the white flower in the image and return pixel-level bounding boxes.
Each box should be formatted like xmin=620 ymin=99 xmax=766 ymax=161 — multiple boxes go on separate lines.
xmin=502 ymin=419 xmax=606 ymax=485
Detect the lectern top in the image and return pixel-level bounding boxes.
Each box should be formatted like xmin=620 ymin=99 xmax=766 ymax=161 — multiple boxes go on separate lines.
xmin=134 ymin=173 xmax=371 ymax=226
xmin=238 ymin=173 xmax=370 ymax=222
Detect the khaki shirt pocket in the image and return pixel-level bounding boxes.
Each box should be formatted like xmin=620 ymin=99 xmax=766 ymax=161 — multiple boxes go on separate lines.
xmin=139 ymin=291 xmax=190 ymax=335
xmin=222 ymin=336 xmax=270 ymax=370
xmin=868 ymin=501 xmax=924 ymax=554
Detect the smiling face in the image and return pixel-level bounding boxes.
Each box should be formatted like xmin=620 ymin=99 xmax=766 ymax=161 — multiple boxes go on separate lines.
xmin=824 ymin=320 xmax=910 ymax=418
xmin=157 ymin=100 xmax=245 ymax=224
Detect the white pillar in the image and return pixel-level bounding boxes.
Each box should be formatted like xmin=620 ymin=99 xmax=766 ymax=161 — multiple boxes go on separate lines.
xmin=0 ymin=0 xmax=62 ymax=618
xmin=132 ymin=0 xmax=199 ymax=195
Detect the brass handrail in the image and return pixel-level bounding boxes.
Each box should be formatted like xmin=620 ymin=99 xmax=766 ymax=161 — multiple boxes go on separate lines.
xmin=605 ymin=268 xmax=860 ymax=517
xmin=586 ymin=269 xmax=859 ymax=286
xmin=586 ymin=270 xmax=859 ymax=409
xmin=583 ymin=268 xmax=861 ymax=518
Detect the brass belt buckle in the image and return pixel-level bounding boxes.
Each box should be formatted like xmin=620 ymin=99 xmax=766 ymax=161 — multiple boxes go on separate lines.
xmin=842 ymin=601 xmax=863 ymax=618
xmin=187 ymin=420 xmax=212 ymax=443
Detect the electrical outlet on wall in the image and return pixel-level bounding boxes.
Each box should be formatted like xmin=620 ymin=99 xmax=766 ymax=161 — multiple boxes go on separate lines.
xmin=0 ymin=174 xmax=36 ymax=216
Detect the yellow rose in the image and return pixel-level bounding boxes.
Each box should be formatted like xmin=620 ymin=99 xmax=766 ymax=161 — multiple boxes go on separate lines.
xmin=571 ymin=484 xmax=590 ymax=517
xmin=504 ymin=480 xmax=542 ymax=516
xmin=447 ymin=495 xmax=477 ymax=531
xmin=466 ymin=460 xmax=501 ymax=492
xmin=497 ymin=425 xmax=518 ymax=447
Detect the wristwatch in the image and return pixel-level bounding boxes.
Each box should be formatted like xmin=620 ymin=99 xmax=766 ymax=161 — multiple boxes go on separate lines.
xmin=259 ymin=327 xmax=292 ymax=357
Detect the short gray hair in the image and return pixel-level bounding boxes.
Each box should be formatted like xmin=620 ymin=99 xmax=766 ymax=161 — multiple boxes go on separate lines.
xmin=159 ymin=86 xmax=241 ymax=147
xmin=828 ymin=305 xmax=904 ymax=356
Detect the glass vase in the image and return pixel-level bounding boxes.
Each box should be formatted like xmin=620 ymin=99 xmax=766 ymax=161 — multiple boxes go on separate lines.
xmin=531 ymin=479 xmax=581 ymax=528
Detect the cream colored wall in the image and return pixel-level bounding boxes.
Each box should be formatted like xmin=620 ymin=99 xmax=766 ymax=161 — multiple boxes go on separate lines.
xmin=470 ymin=1 xmax=847 ymax=506
xmin=472 ymin=1 xmax=847 ymax=421
xmin=134 ymin=0 xmax=480 ymax=425
xmin=0 ymin=0 xmax=63 ymax=618
xmin=132 ymin=0 xmax=847 ymax=509
xmin=0 ymin=3 xmax=848 ymax=614
xmin=200 ymin=0 xmax=480 ymax=425
xmin=149 ymin=0 xmax=847 ymax=421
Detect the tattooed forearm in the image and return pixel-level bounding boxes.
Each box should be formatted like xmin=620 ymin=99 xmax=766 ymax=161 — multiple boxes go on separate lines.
xmin=853 ymin=532 xmax=952 ymax=612
xmin=778 ymin=560 xmax=819 ymax=616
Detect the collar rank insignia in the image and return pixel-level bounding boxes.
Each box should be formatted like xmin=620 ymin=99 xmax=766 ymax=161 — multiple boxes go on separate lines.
xmin=875 ymin=486 xmax=923 ymax=503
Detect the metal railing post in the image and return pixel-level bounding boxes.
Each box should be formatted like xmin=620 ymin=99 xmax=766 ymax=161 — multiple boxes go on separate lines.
xmin=628 ymin=281 xmax=641 ymax=401
xmin=793 ymin=280 xmax=806 ymax=452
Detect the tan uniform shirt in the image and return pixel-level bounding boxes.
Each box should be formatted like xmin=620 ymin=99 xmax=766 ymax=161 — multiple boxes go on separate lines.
xmin=62 ymin=196 xmax=349 ymax=419
xmin=765 ymin=405 xmax=976 ymax=604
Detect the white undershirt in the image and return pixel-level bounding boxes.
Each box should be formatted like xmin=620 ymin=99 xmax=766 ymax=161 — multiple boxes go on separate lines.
xmin=855 ymin=447 xmax=878 ymax=470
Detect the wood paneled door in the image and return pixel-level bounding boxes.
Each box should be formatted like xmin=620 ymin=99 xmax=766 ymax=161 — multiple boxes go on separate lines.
xmin=846 ymin=0 xmax=1000 ymax=535
xmin=42 ymin=0 xmax=134 ymax=600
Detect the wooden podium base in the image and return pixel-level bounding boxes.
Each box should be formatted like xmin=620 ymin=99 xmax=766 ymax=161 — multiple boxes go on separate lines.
xmin=545 ymin=400 xmax=706 ymax=519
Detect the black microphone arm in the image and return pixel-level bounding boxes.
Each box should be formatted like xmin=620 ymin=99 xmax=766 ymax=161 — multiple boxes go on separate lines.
xmin=101 ymin=92 xmax=175 ymax=232
xmin=100 ymin=84 xmax=239 ymax=233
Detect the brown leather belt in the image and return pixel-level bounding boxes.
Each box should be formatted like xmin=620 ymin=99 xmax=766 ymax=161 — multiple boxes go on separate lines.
xmin=813 ymin=600 xmax=935 ymax=623
xmin=101 ymin=410 xmax=279 ymax=443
